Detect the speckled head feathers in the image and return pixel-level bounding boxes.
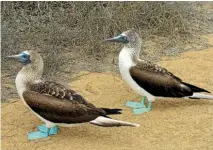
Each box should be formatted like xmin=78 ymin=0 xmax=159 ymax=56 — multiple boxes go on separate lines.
xmin=121 ymin=30 xmax=141 ymax=44
xmin=7 ymin=50 xmax=44 ymax=79
xmin=20 ymin=50 xmax=44 ymax=74
xmin=25 ymin=50 xmax=42 ymax=64
xmin=106 ymin=30 xmax=141 ymax=48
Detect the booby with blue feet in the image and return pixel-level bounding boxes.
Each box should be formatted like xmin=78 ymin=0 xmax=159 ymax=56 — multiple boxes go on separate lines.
xmin=7 ymin=50 xmax=140 ymax=140
xmin=106 ymin=30 xmax=213 ymax=114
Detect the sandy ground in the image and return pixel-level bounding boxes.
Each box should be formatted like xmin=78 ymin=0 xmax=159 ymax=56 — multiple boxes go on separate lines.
xmin=2 ymin=35 xmax=213 ymax=150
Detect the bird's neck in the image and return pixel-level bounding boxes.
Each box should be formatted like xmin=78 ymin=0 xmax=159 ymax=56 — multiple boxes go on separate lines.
xmin=15 ymin=64 xmax=43 ymax=97
xmin=121 ymin=44 xmax=141 ymax=63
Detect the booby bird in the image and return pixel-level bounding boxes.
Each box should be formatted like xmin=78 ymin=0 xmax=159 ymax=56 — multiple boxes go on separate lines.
xmin=106 ymin=30 xmax=213 ymax=114
xmin=7 ymin=50 xmax=139 ymax=140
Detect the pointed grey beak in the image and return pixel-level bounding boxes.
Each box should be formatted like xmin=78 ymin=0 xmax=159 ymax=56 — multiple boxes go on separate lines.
xmin=6 ymin=55 xmax=20 ymax=61
xmin=105 ymin=35 xmax=123 ymax=43
xmin=105 ymin=35 xmax=129 ymax=44
xmin=105 ymin=37 xmax=120 ymax=42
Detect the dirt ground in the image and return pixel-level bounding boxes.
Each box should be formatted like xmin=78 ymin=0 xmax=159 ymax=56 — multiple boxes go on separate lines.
xmin=2 ymin=34 xmax=213 ymax=150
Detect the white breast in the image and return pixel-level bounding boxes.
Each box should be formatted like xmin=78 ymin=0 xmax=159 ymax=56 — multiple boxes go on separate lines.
xmin=15 ymin=73 xmax=28 ymax=104
xmin=119 ymin=47 xmax=155 ymax=101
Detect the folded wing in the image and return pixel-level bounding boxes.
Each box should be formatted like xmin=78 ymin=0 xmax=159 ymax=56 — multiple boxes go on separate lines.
xmin=23 ymin=81 xmax=106 ymax=124
xmin=130 ymin=60 xmax=194 ymax=97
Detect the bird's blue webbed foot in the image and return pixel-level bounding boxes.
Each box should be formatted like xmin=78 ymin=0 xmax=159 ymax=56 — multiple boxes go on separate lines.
xmin=28 ymin=124 xmax=58 ymax=140
xmin=133 ymin=101 xmax=152 ymax=114
xmin=126 ymin=97 xmax=152 ymax=115
xmin=126 ymin=97 xmax=147 ymax=108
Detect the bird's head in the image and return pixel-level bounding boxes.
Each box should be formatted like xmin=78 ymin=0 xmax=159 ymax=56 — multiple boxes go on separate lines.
xmin=6 ymin=50 xmax=44 ymax=77
xmin=6 ymin=50 xmax=42 ymax=66
xmin=105 ymin=30 xmax=141 ymax=48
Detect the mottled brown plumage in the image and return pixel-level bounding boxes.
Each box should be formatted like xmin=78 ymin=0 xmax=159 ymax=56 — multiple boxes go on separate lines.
xmin=23 ymin=91 xmax=106 ymax=124
xmin=130 ymin=55 xmax=209 ymax=97
xmin=23 ymin=78 xmax=126 ymax=124
xmin=23 ymin=80 xmax=121 ymax=123
xmin=28 ymin=81 xmax=83 ymax=102
xmin=134 ymin=59 xmax=182 ymax=81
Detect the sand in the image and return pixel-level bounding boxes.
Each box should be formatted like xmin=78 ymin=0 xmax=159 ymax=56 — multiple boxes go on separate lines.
xmin=2 ymin=35 xmax=213 ymax=150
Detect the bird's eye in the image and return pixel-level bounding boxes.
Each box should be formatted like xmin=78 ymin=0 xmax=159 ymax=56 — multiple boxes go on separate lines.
xmin=122 ymin=36 xmax=128 ymax=43
xmin=20 ymin=53 xmax=30 ymax=59
xmin=22 ymin=54 xmax=28 ymax=58
xmin=19 ymin=52 xmax=31 ymax=64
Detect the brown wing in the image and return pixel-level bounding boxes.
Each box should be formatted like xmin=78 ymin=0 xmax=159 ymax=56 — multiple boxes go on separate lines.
xmin=23 ymin=90 xmax=106 ymax=124
xmin=28 ymin=81 xmax=93 ymax=106
xmin=130 ymin=61 xmax=193 ymax=97
xmin=136 ymin=60 xmax=182 ymax=81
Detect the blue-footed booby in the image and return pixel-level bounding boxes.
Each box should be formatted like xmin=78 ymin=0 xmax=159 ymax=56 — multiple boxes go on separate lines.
xmin=106 ymin=30 xmax=213 ymax=114
xmin=7 ymin=50 xmax=139 ymax=140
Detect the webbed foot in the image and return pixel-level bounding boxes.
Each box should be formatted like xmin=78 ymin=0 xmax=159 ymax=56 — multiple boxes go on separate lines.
xmin=28 ymin=124 xmax=58 ymax=140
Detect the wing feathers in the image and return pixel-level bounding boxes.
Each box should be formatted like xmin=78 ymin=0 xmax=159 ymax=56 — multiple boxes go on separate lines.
xmin=182 ymin=82 xmax=210 ymax=93
xmin=130 ymin=65 xmax=193 ymax=97
xmin=130 ymin=60 xmax=210 ymax=97
xmin=23 ymin=91 xmax=106 ymax=124
xmin=101 ymin=108 xmax=122 ymax=115
xmin=24 ymin=81 xmax=111 ymax=123
xmin=29 ymin=81 xmax=83 ymax=102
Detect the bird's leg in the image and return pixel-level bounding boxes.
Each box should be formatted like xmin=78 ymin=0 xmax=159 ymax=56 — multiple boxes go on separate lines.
xmin=28 ymin=124 xmax=58 ymax=140
xmin=147 ymin=101 xmax=152 ymax=110
xmin=140 ymin=97 xmax=146 ymax=106
xmin=37 ymin=124 xmax=58 ymax=135
xmin=126 ymin=96 xmax=147 ymax=109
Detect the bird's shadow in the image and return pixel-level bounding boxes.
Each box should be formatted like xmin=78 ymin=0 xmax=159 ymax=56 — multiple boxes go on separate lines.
xmin=151 ymin=98 xmax=213 ymax=110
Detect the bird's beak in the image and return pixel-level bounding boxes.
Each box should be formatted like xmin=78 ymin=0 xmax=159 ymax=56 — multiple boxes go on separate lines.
xmin=105 ymin=35 xmax=123 ymax=43
xmin=6 ymin=54 xmax=21 ymax=61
